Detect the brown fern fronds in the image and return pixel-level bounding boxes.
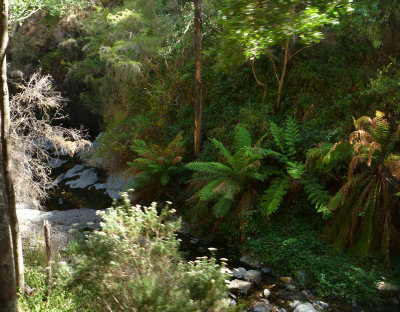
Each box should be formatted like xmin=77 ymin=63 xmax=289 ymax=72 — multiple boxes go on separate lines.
xmin=214 ymin=181 xmax=227 ymax=193
xmin=385 ymin=157 xmax=400 ymax=180
xmin=349 ymin=130 xmax=373 ymax=145
xmin=348 ymin=155 xmax=363 ymax=182
xmin=367 ymin=142 xmax=381 ymax=166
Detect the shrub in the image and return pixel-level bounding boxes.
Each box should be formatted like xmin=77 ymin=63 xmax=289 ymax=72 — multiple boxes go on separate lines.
xmin=70 ymin=193 xmax=229 ymax=312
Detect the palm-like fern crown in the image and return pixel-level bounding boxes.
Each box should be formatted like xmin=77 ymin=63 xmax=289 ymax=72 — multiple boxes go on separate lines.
xmin=128 ymin=133 xmax=185 ymax=189
xmin=186 ymin=125 xmax=267 ymax=218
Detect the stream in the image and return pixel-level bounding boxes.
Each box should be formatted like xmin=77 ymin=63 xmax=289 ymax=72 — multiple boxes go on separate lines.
xmin=41 ymin=151 xmax=397 ymax=312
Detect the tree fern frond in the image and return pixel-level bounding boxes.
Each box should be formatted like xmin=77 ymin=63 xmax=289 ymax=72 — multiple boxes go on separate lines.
xmin=261 ymin=176 xmax=290 ymax=215
xmin=284 ymin=116 xmax=301 ymax=157
xmin=233 ymin=124 xmax=252 ymax=152
xmin=185 ymin=161 xmax=232 ymax=175
xmin=213 ymin=196 xmax=233 ymax=218
xmin=211 ymin=138 xmax=234 ymax=163
xmin=302 ymin=177 xmax=331 ymax=218
xmin=286 ymin=161 xmax=305 ymax=179
xmin=270 ymin=122 xmax=286 ymax=154
xmin=198 ymin=178 xmax=226 ymax=201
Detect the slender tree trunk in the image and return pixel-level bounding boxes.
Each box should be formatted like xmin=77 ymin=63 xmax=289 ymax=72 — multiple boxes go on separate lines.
xmin=0 ymin=0 xmax=17 ymax=307
xmin=0 ymin=166 xmax=17 ymax=311
xmin=0 ymin=0 xmax=24 ymax=291
xmin=193 ymin=0 xmax=202 ymax=157
xmin=276 ymin=41 xmax=289 ymax=111
xmin=251 ymin=59 xmax=267 ymax=106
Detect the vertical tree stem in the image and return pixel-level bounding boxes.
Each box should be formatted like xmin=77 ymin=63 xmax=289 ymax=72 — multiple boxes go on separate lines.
xmin=193 ymin=0 xmax=202 ymax=157
xmin=44 ymin=220 xmax=52 ymax=298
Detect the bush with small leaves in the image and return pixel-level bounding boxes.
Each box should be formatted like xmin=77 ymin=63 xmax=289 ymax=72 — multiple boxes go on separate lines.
xmin=70 ymin=193 xmax=229 ymax=312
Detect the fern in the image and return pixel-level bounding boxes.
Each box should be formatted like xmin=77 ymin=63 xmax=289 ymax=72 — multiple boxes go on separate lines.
xmin=261 ymin=176 xmax=290 ymax=215
xmin=284 ymin=117 xmax=301 ymax=157
xmin=286 ymin=161 xmax=305 ymax=179
xmin=233 ymin=124 xmax=252 ymax=152
xmin=270 ymin=122 xmax=286 ymax=154
xmin=302 ymin=177 xmax=331 ymax=218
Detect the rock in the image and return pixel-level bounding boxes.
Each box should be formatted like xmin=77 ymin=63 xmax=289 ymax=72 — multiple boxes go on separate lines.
xmin=228 ymin=279 xmax=252 ymax=294
xmin=294 ymin=303 xmax=317 ymax=312
xmin=289 ymin=300 xmax=301 ymax=308
xmin=261 ymin=267 xmax=272 ymax=274
xmin=65 ymin=168 xmax=99 ymax=189
xmin=252 ymin=300 xmax=274 ymax=312
xmin=313 ymin=301 xmax=329 ymax=311
xmin=244 ymin=270 xmax=262 ymax=283
xmin=295 ymin=270 xmax=306 ymax=284
xmin=376 ymin=281 xmax=400 ymax=296
xmin=104 ymin=172 xmax=131 ymax=199
xmin=18 ymin=208 xmax=103 ymax=250
xmin=196 ymin=247 xmax=207 ymax=254
xmin=49 ymin=158 xmax=68 ymax=169
xmin=190 ymin=237 xmax=200 ymax=244
xmin=263 ymin=288 xmax=271 ymax=298
xmin=279 ymin=277 xmax=292 ymax=284
xmin=232 ymin=267 xmax=247 ymax=279
xmin=64 ymin=165 xmax=85 ymax=179
xmin=240 ymin=255 xmax=261 ymax=268
xmin=286 ymin=284 xmax=296 ymax=291
xmin=281 ymin=309 xmax=287 ymax=312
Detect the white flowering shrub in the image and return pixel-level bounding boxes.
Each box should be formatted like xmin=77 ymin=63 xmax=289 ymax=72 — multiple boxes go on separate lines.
xmin=70 ymin=192 xmax=229 ymax=312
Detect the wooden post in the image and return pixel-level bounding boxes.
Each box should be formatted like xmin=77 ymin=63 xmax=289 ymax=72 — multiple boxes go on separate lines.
xmin=44 ymin=220 xmax=52 ymax=298
xmin=193 ymin=0 xmax=202 ymax=157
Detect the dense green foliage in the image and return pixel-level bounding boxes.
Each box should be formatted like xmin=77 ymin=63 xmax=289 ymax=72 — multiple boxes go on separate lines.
xmin=10 ymin=0 xmax=400 ymax=307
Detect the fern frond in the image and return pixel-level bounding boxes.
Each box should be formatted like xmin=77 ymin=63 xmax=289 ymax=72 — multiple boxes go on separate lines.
xmin=211 ymin=138 xmax=234 ymax=163
xmin=370 ymin=111 xmax=390 ymax=144
xmin=270 ymin=122 xmax=286 ymax=154
xmin=185 ymin=161 xmax=232 ymax=175
xmin=261 ymin=176 xmax=290 ymax=215
xmin=302 ymin=177 xmax=331 ymax=218
xmin=353 ymin=116 xmax=372 ymax=130
xmin=198 ymin=178 xmax=226 ymax=201
xmin=286 ymin=161 xmax=305 ymax=179
xmin=213 ymin=196 xmax=233 ymax=218
xmin=233 ymin=124 xmax=252 ymax=152
xmin=284 ymin=117 xmax=301 ymax=157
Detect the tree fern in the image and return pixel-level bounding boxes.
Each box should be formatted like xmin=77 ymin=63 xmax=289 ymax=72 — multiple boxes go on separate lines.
xmin=270 ymin=122 xmax=286 ymax=154
xmin=261 ymin=176 xmax=290 ymax=215
xmin=233 ymin=124 xmax=252 ymax=152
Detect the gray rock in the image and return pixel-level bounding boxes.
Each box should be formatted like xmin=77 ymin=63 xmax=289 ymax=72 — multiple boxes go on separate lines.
xmin=66 ymin=168 xmax=99 ymax=189
xmin=289 ymin=300 xmax=301 ymax=308
xmin=49 ymin=158 xmax=68 ymax=169
xmin=64 ymin=165 xmax=85 ymax=179
xmin=294 ymin=303 xmax=317 ymax=312
xmin=295 ymin=270 xmax=306 ymax=284
xmin=228 ymin=279 xmax=252 ymax=294
xmin=244 ymin=270 xmax=262 ymax=283
xmin=261 ymin=267 xmax=272 ymax=274
xmin=286 ymin=283 xmax=296 ymax=291
xmin=240 ymin=255 xmax=261 ymax=268
xmin=281 ymin=309 xmax=287 ymax=312
xmin=263 ymin=288 xmax=271 ymax=298
xmin=232 ymin=267 xmax=247 ymax=279
xmin=313 ymin=301 xmax=329 ymax=311
xmin=18 ymin=208 xmax=103 ymax=250
xmin=252 ymin=301 xmax=273 ymax=312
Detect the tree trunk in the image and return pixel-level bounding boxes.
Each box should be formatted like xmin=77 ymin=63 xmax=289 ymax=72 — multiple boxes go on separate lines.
xmin=0 ymin=0 xmax=24 ymax=291
xmin=276 ymin=41 xmax=289 ymax=111
xmin=193 ymin=0 xmax=202 ymax=157
xmin=0 ymin=167 xmax=17 ymax=311
xmin=0 ymin=1 xmax=17 ymax=308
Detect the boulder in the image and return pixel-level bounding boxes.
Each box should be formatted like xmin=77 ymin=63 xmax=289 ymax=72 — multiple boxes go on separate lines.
xmin=244 ymin=270 xmax=262 ymax=283
xmin=232 ymin=267 xmax=247 ymax=279
xmin=294 ymin=303 xmax=317 ymax=312
xmin=228 ymin=279 xmax=252 ymax=294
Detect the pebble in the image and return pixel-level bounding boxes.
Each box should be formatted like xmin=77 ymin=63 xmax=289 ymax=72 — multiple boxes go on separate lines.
xmin=263 ymin=288 xmax=271 ymax=298
xmin=279 ymin=276 xmax=292 ymax=283
xmin=286 ymin=283 xmax=296 ymax=291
